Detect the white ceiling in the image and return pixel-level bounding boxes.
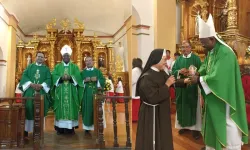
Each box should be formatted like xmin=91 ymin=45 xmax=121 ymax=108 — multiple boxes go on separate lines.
xmin=1 ymin=0 xmax=131 ymax=36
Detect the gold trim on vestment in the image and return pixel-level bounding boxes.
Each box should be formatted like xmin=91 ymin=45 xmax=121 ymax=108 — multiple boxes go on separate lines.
xmin=203 ymin=79 xmax=248 ymax=138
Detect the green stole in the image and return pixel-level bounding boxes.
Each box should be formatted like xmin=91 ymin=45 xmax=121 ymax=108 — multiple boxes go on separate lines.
xmin=81 ymin=68 xmax=105 ymax=126
xmin=198 ymin=42 xmax=248 ymax=149
xmin=52 ymin=62 xmax=83 ymax=120
xmin=19 ymin=63 xmax=52 ymax=120
xmin=172 ymin=53 xmax=201 ymax=127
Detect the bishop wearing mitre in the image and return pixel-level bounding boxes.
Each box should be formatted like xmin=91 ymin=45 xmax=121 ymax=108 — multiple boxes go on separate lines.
xmin=51 ymin=45 xmax=84 ymax=135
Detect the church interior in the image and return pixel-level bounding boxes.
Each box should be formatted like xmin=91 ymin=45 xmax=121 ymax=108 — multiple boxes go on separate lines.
xmin=132 ymin=0 xmax=250 ymax=149
xmin=0 ymin=0 xmax=250 ymax=149
xmin=0 ymin=0 xmax=133 ymax=149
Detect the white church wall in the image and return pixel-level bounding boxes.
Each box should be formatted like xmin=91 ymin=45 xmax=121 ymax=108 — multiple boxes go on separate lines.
xmin=0 ymin=7 xmax=9 ymax=97
xmin=0 ymin=47 xmax=7 ymax=97
xmin=132 ymin=0 xmax=154 ymax=67
xmin=16 ymin=27 xmax=29 ymax=43
xmin=0 ymin=7 xmax=9 ymax=60
xmin=176 ymin=3 xmax=181 ymax=44
xmin=113 ymin=26 xmax=129 ymax=71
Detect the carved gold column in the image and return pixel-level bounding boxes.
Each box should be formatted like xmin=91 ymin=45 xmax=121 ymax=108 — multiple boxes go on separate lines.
xmin=93 ymin=45 xmax=98 ymax=68
xmin=108 ymin=47 xmax=115 ymax=73
xmin=92 ymin=33 xmax=99 ymax=68
xmin=17 ymin=47 xmax=23 ymax=73
xmin=17 ymin=41 xmax=24 ymax=73
xmin=16 ymin=43 xmax=24 ymax=86
xmin=50 ymin=41 xmax=55 ymax=69
xmin=76 ymin=40 xmax=81 ymax=69
xmin=227 ymin=0 xmax=238 ymax=30
xmin=73 ymin=28 xmax=84 ymax=69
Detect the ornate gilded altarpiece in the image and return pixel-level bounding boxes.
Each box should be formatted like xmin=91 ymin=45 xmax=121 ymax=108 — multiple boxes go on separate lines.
xmin=178 ymin=0 xmax=250 ymax=63
xmin=16 ymin=19 xmax=129 ymax=95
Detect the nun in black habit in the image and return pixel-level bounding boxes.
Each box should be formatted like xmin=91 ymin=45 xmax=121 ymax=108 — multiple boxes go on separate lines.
xmin=135 ymin=49 xmax=191 ymax=150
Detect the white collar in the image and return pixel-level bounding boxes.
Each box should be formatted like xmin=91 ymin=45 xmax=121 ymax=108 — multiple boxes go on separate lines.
xmin=183 ymin=52 xmax=192 ymax=58
xmin=151 ymin=66 xmax=160 ymax=72
xmin=86 ymin=67 xmax=94 ymax=71
xmin=36 ymin=63 xmax=42 ymax=66
xmin=63 ymin=62 xmax=69 ymax=66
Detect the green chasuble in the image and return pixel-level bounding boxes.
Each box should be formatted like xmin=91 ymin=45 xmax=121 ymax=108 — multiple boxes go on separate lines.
xmin=172 ymin=53 xmax=201 ymax=127
xmin=198 ymin=42 xmax=248 ymax=150
xmin=52 ymin=62 xmax=83 ymax=121
xmin=19 ymin=63 xmax=52 ymax=120
xmin=81 ymin=68 xmax=105 ymax=126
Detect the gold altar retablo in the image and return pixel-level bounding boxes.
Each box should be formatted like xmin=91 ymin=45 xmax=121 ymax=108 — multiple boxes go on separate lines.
xmin=178 ymin=0 xmax=250 ymax=62
xmin=16 ymin=18 xmax=129 ymax=95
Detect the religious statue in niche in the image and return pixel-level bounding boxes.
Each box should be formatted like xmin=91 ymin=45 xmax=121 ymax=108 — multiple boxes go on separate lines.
xmin=27 ymin=54 xmax=31 ymax=66
xmin=98 ymin=54 xmax=105 ymax=68
xmin=195 ymin=11 xmax=200 ymax=35
xmin=115 ymin=42 xmax=125 ymax=72
xmin=82 ymin=52 xmax=90 ymax=69
xmin=218 ymin=2 xmax=228 ymax=32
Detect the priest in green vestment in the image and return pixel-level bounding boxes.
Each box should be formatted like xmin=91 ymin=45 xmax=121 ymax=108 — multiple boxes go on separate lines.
xmin=52 ymin=45 xmax=83 ymax=135
xmin=81 ymin=56 xmax=105 ymax=137
xmin=172 ymin=40 xmax=202 ymax=140
xmin=190 ymin=14 xmax=248 ymax=150
xmin=19 ymin=52 xmax=51 ymax=137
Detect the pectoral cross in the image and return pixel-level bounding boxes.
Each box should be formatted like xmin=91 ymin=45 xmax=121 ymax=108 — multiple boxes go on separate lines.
xmin=34 ymin=69 xmax=40 ymax=84
xmin=64 ymin=68 xmax=69 ymax=85
xmin=64 ymin=68 xmax=69 ymax=75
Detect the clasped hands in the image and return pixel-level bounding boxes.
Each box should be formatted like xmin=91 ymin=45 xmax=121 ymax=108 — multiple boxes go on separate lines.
xmin=84 ymin=76 xmax=97 ymax=83
xmin=61 ymin=74 xmax=72 ymax=81
xmin=30 ymin=83 xmax=43 ymax=91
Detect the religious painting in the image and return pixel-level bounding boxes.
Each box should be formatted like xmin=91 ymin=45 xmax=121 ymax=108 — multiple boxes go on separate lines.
xmin=98 ymin=52 xmax=106 ymax=68
xmin=82 ymin=52 xmax=91 ymax=69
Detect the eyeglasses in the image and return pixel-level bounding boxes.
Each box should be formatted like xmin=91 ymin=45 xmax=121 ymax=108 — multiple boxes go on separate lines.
xmin=181 ymin=46 xmax=191 ymax=49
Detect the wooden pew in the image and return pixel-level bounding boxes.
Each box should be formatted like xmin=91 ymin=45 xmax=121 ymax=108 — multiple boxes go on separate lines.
xmin=0 ymin=92 xmax=44 ymax=149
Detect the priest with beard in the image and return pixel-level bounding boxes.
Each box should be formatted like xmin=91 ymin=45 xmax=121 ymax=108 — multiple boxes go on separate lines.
xmin=135 ymin=49 xmax=191 ymax=150
xmin=52 ymin=45 xmax=83 ymax=135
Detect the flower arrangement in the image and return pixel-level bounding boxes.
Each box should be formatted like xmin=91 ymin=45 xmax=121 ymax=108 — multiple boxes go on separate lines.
xmin=245 ymin=46 xmax=250 ymax=59
xmin=103 ymin=80 xmax=112 ymax=91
